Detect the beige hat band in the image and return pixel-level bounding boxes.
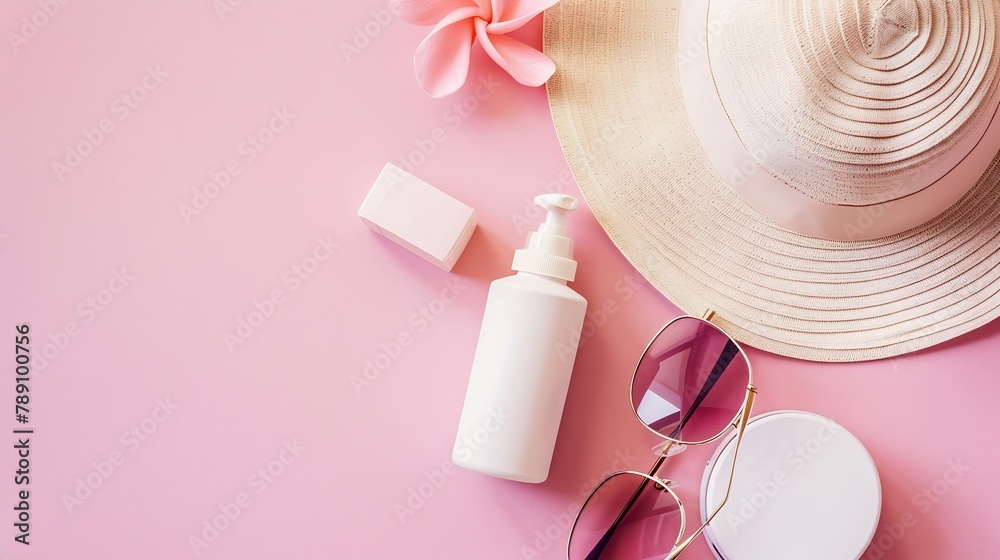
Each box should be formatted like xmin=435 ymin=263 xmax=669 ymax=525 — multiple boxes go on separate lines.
xmin=658 ymin=160 xmax=999 ymax=276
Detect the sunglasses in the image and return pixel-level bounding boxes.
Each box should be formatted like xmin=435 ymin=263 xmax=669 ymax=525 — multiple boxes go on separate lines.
xmin=567 ymin=312 xmax=757 ymax=560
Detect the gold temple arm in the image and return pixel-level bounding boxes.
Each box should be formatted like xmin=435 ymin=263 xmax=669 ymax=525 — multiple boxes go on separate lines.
xmin=665 ymin=385 xmax=756 ymax=560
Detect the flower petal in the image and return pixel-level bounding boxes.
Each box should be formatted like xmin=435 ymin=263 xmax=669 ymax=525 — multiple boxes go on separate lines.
xmin=473 ymin=0 xmax=493 ymax=21
xmin=475 ymin=20 xmax=555 ymax=87
xmin=415 ymin=11 xmax=478 ymax=97
xmin=488 ymin=0 xmax=558 ymax=33
xmin=390 ymin=0 xmax=478 ymax=26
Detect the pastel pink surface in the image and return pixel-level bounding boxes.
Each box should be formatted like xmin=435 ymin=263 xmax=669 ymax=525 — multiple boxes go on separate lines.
xmin=0 ymin=2 xmax=997 ymax=559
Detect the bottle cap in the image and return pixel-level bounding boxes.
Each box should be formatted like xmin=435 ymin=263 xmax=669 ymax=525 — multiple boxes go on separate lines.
xmin=512 ymin=194 xmax=578 ymax=281
xmin=358 ymin=163 xmax=477 ymax=271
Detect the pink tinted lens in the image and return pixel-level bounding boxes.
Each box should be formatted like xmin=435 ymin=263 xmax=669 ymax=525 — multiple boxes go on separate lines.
xmin=631 ymin=317 xmax=749 ymax=443
xmin=569 ymin=472 xmax=682 ymax=560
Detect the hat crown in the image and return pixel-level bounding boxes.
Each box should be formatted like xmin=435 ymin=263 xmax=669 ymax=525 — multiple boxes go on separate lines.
xmin=865 ymin=0 xmax=919 ymax=58
xmin=707 ymin=0 xmax=1000 ymax=207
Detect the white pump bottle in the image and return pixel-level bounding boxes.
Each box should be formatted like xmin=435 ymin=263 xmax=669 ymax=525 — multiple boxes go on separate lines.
xmin=453 ymin=194 xmax=588 ymax=483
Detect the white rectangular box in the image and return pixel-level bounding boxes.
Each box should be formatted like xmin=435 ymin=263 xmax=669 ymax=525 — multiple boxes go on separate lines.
xmin=358 ymin=163 xmax=477 ymax=271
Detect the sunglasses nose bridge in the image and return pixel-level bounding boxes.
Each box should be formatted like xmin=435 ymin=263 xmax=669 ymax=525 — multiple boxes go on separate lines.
xmin=654 ymin=478 xmax=679 ymax=490
xmin=651 ymin=440 xmax=687 ymax=458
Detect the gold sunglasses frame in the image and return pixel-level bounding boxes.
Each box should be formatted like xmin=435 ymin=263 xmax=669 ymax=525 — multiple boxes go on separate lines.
xmin=566 ymin=312 xmax=758 ymax=560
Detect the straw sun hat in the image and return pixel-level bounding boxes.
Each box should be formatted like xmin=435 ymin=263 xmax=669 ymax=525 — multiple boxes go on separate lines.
xmin=545 ymin=0 xmax=1000 ymax=361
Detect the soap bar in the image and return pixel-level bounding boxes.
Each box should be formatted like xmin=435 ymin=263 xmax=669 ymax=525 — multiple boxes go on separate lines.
xmin=358 ymin=163 xmax=477 ymax=271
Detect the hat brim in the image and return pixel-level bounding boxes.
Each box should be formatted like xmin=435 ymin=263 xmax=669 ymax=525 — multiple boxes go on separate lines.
xmin=544 ymin=0 xmax=1000 ymax=361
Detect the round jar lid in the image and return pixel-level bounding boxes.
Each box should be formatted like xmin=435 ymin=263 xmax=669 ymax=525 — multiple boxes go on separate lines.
xmin=700 ymin=410 xmax=881 ymax=560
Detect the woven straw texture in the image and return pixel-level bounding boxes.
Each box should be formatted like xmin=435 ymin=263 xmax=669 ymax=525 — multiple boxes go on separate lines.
xmin=544 ymin=0 xmax=1000 ymax=361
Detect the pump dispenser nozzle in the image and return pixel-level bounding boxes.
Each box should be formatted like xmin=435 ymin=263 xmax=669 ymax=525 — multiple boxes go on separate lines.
xmin=511 ymin=194 xmax=579 ymax=282
xmin=535 ymin=194 xmax=577 ymax=236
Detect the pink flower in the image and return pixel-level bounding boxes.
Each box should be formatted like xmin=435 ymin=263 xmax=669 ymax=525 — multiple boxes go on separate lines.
xmin=391 ymin=0 xmax=559 ymax=98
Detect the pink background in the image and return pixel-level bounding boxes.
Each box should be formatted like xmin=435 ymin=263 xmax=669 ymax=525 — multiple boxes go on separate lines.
xmin=1 ymin=1 xmax=998 ymax=558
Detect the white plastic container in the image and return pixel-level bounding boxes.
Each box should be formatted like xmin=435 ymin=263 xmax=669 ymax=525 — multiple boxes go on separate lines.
xmin=453 ymin=194 xmax=588 ymax=483
xmin=700 ymin=411 xmax=881 ymax=560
